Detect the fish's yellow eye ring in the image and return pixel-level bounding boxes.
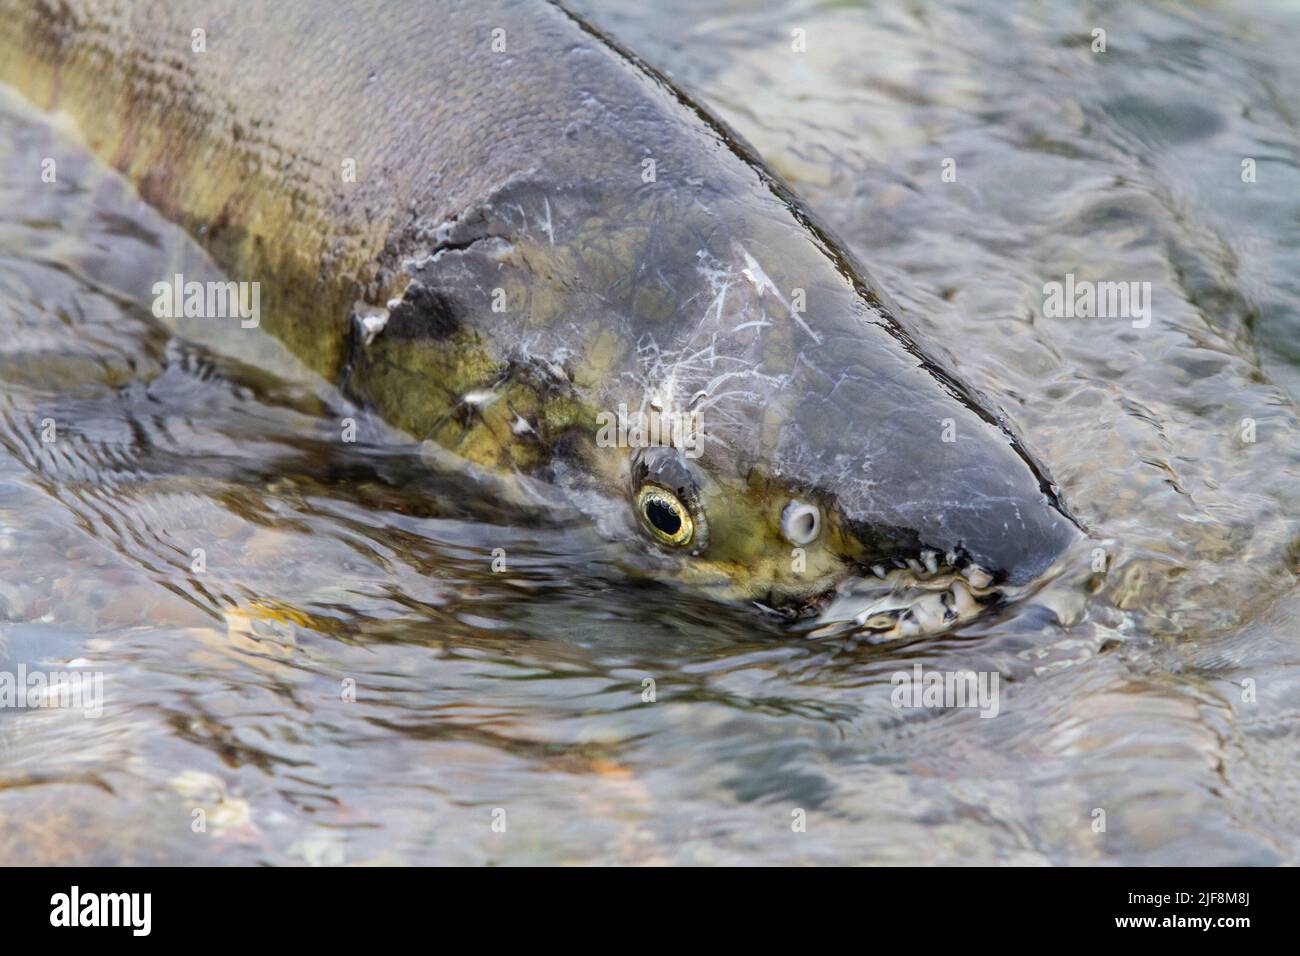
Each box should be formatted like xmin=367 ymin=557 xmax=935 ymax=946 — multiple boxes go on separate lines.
xmin=636 ymin=485 xmax=695 ymax=547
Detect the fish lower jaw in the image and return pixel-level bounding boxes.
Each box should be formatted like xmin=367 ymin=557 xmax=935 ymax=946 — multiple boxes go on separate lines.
xmin=804 ymin=552 xmax=1005 ymax=641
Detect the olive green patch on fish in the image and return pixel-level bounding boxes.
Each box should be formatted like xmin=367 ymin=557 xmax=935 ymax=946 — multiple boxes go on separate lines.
xmin=348 ymin=324 xmax=498 ymax=446
xmin=571 ymin=329 xmax=631 ymax=393
xmin=348 ymin=296 xmax=599 ymax=475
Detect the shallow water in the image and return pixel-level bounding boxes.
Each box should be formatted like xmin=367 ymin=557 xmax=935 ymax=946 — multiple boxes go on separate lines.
xmin=1 ymin=0 xmax=1298 ymax=864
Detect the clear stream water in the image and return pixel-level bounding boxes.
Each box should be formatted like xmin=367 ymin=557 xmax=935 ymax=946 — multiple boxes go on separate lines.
xmin=1 ymin=0 xmax=1298 ymax=864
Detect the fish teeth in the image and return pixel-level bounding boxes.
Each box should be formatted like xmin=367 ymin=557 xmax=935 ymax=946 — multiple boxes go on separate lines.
xmin=822 ymin=561 xmax=998 ymax=643
xmin=910 ymin=593 xmax=947 ymax=631
xmin=948 ymin=579 xmax=979 ymax=615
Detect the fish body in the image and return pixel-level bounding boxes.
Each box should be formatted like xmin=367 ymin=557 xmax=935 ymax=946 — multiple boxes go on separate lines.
xmin=0 ymin=0 xmax=1078 ymax=620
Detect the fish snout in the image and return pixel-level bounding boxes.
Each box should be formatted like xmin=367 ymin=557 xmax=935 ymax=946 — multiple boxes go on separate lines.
xmin=834 ymin=430 xmax=1080 ymax=589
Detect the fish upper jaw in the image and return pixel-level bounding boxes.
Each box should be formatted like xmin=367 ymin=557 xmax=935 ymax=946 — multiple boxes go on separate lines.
xmin=831 ymin=457 xmax=1081 ymax=591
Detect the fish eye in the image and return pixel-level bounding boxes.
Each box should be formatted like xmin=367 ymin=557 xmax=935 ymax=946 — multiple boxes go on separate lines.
xmin=636 ymin=485 xmax=695 ymax=547
xmin=781 ymin=500 xmax=821 ymax=545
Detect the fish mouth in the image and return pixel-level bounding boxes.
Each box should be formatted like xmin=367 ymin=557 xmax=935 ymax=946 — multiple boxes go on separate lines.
xmin=786 ymin=550 xmax=1012 ymax=641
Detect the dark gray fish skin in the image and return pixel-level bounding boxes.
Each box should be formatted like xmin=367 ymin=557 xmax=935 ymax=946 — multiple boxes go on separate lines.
xmin=0 ymin=0 xmax=1079 ymax=602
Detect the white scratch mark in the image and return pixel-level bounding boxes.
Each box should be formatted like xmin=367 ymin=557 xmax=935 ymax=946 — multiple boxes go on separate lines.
xmin=736 ymin=244 xmax=822 ymax=344
xmin=540 ymin=197 xmax=555 ymax=246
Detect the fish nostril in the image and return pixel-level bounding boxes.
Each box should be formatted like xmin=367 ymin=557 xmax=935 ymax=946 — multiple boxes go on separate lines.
xmin=781 ymin=500 xmax=820 ymax=545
